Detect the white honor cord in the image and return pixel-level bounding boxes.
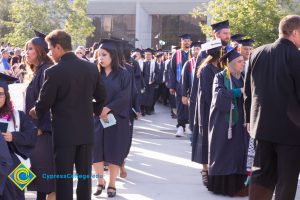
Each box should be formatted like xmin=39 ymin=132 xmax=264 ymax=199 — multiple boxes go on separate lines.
xmin=228 ymin=76 xmax=233 ymax=140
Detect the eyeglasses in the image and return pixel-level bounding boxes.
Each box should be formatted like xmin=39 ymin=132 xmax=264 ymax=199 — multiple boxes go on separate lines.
xmin=76 ymin=52 xmax=83 ymax=55
xmin=0 ymin=92 xmax=5 ymax=98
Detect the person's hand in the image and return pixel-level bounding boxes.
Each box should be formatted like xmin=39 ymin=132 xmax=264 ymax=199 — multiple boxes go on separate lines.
xmin=240 ymin=87 xmax=245 ymax=94
xmin=169 ymin=89 xmax=175 ymax=95
xmin=37 ymin=129 xmax=43 ymax=136
xmin=2 ymin=132 xmax=12 ymax=142
xmin=100 ymin=107 xmax=111 ymax=123
xmin=246 ymin=123 xmax=250 ymax=133
xmin=136 ymin=112 xmax=141 ymax=119
xmin=182 ymin=96 xmax=189 ymax=105
xmin=29 ymin=107 xmax=37 ymax=119
xmin=100 ymin=114 xmax=109 ymax=123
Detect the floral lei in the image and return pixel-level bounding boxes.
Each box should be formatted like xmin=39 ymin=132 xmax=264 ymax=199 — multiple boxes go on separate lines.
xmin=0 ymin=101 xmax=14 ymax=121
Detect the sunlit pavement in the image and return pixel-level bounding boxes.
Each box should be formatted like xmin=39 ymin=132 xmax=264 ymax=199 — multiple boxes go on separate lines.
xmin=25 ymin=103 xmax=300 ymax=200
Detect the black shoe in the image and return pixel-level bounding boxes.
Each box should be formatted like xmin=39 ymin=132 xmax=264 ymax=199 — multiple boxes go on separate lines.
xmin=107 ymin=186 xmax=116 ymax=198
xmin=104 ymin=165 xmax=109 ymax=171
xmin=94 ymin=183 xmax=106 ymax=196
xmin=201 ymin=170 xmax=208 ymax=187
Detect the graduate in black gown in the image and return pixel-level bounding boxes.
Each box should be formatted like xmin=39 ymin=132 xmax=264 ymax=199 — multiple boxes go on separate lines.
xmin=115 ymin=40 xmax=141 ymax=179
xmin=0 ymin=74 xmax=37 ymax=200
xmin=207 ymin=48 xmax=249 ymax=197
xmin=169 ymin=34 xmax=192 ymax=137
xmin=181 ymin=41 xmax=202 ymax=133
xmin=140 ymin=48 xmax=160 ymax=115
xmin=24 ymin=30 xmax=55 ymax=200
xmin=191 ymin=39 xmax=222 ymax=186
xmin=93 ymin=39 xmax=132 ymax=198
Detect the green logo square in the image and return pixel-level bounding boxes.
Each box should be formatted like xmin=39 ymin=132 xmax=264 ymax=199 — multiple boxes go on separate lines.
xmin=8 ymin=163 xmax=36 ymax=190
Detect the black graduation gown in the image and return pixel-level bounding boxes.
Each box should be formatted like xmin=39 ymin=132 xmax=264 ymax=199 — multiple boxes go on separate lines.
xmin=124 ymin=63 xmax=139 ymax=157
xmin=170 ymin=51 xmax=190 ymax=125
xmin=93 ymin=68 xmax=132 ymax=166
xmin=0 ymin=111 xmax=37 ymax=200
xmin=207 ymin=72 xmax=249 ymax=196
xmin=192 ymin=64 xmax=221 ymax=164
xmin=181 ymin=58 xmax=197 ymax=130
xmin=0 ymin=133 xmax=13 ymax=196
xmin=166 ymin=60 xmax=176 ymax=109
xmin=141 ymin=61 xmax=159 ymax=107
xmin=25 ymin=63 xmax=55 ymax=193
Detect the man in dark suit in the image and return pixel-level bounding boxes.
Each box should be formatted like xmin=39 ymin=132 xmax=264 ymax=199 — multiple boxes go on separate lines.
xmin=30 ymin=30 xmax=106 ymax=200
xmin=244 ymin=15 xmax=300 ymax=200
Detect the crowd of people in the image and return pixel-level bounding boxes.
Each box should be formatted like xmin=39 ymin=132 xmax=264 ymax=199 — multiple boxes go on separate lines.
xmin=0 ymin=14 xmax=300 ymax=200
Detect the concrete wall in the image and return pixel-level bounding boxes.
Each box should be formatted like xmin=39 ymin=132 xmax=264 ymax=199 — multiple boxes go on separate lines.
xmin=87 ymin=0 xmax=208 ymax=47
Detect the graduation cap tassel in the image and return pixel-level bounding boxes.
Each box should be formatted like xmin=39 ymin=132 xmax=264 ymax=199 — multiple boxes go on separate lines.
xmin=227 ymin=59 xmax=233 ymax=140
xmin=220 ymin=48 xmax=224 ymax=69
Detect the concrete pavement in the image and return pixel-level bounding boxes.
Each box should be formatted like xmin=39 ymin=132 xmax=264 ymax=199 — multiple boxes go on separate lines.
xmin=25 ymin=103 xmax=300 ymax=200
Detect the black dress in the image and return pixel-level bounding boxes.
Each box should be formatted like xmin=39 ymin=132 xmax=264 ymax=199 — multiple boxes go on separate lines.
xmin=192 ymin=63 xmax=221 ymax=164
xmin=25 ymin=64 xmax=55 ymax=193
xmin=207 ymin=71 xmax=249 ymax=196
xmin=93 ymin=68 xmax=132 ymax=166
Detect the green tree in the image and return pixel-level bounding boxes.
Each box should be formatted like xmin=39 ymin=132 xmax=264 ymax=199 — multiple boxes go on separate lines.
xmin=192 ymin=0 xmax=300 ymax=46
xmin=2 ymin=0 xmax=59 ymax=47
xmin=0 ymin=0 xmax=12 ymax=40
xmin=1 ymin=0 xmax=94 ymax=48
xmin=65 ymin=0 xmax=95 ymax=47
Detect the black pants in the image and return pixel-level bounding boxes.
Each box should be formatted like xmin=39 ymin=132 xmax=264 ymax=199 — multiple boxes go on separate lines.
xmin=54 ymin=144 xmax=92 ymax=200
xmin=250 ymin=140 xmax=300 ymax=200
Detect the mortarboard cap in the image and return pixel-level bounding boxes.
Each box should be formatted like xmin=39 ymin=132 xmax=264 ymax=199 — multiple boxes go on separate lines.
xmin=238 ymin=39 xmax=255 ymax=47
xmin=172 ymin=46 xmax=181 ymax=50
xmin=32 ymin=30 xmax=48 ymax=53
xmin=220 ymin=46 xmax=241 ymax=63
xmin=144 ymin=48 xmax=155 ymax=54
xmin=201 ymin=39 xmax=222 ymax=52
xmin=133 ymin=48 xmax=144 ymax=54
xmin=191 ymin=41 xmax=204 ymax=48
xmin=0 ymin=73 xmax=18 ymax=91
xmin=156 ymin=51 xmax=164 ymax=58
xmin=211 ymin=20 xmax=230 ymax=32
xmin=99 ymin=39 xmax=118 ymax=51
xmin=179 ymin=34 xmax=192 ymax=40
xmin=231 ymin=34 xmax=245 ymax=42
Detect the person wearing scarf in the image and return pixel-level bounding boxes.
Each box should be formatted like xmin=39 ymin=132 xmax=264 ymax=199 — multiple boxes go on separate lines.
xmin=207 ymin=47 xmax=249 ymax=197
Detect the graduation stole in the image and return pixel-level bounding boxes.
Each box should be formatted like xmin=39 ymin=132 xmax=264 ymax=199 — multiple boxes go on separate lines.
xmin=222 ymin=66 xmax=238 ymax=140
xmin=188 ymin=57 xmax=196 ymax=86
xmin=176 ymin=49 xmax=191 ymax=82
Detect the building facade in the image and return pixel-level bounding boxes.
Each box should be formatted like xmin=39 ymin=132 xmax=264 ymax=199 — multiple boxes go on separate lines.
xmin=87 ymin=0 xmax=208 ymax=49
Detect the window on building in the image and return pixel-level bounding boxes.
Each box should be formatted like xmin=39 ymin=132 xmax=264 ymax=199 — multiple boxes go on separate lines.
xmin=86 ymin=15 xmax=136 ymax=48
xmin=152 ymin=15 xmax=206 ymax=50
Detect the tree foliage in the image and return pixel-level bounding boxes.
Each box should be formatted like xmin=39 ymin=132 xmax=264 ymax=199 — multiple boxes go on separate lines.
xmin=192 ymin=0 xmax=300 ymax=46
xmin=65 ymin=0 xmax=95 ymax=46
xmin=0 ymin=0 xmax=94 ymax=47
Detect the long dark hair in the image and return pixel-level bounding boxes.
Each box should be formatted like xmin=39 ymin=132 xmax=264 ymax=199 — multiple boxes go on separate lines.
xmin=0 ymin=89 xmax=16 ymax=130
xmin=98 ymin=47 xmax=121 ymax=74
xmin=25 ymin=39 xmax=53 ymax=74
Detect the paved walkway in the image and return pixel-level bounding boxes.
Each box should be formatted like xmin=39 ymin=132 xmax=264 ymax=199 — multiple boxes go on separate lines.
xmin=25 ymin=103 xmax=300 ymax=200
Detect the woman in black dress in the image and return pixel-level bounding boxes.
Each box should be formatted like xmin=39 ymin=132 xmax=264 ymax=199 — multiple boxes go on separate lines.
xmin=93 ymin=39 xmax=132 ymax=198
xmin=24 ymin=31 xmax=55 ymax=200
xmin=191 ymin=39 xmax=222 ymax=186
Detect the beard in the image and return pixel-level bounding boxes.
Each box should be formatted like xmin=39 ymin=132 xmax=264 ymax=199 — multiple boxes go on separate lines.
xmin=221 ymin=39 xmax=228 ymax=46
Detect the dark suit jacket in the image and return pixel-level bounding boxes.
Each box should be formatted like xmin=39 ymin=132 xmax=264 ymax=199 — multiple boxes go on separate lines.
xmin=35 ymin=52 xmax=106 ymax=147
xmin=244 ymin=38 xmax=300 ymax=145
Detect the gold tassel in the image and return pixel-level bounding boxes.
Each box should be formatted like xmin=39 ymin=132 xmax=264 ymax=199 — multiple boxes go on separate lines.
xmin=220 ymin=47 xmax=224 ymax=69
xmin=226 ymin=59 xmax=230 ymax=79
